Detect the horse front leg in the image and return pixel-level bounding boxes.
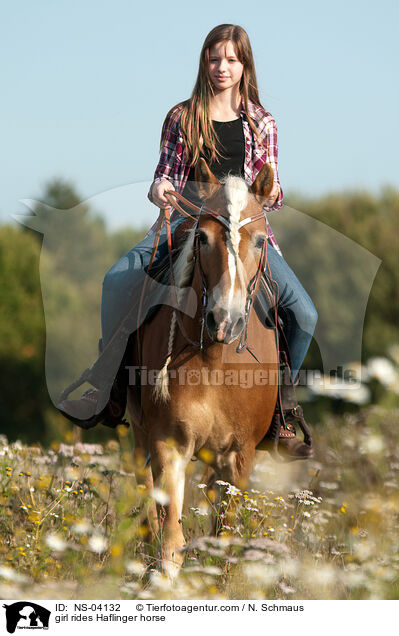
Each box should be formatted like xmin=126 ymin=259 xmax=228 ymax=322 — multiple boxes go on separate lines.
xmin=127 ymin=385 xmax=159 ymax=543
xmin=131 ymin=425 xmax=159 ymax=543
xmin=150 ymin=437 xmax=193 ymax=578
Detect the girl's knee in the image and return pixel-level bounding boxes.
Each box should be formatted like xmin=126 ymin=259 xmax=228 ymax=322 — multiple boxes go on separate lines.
xmin=102 ymin=268 xmax=116 ymax=292
xmin=302 ymin=300 xmax=318 ymax=333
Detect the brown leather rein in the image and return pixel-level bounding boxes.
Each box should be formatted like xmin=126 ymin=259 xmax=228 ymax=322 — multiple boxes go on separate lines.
xmin=136 ymin=189 xmax=276 ymax=364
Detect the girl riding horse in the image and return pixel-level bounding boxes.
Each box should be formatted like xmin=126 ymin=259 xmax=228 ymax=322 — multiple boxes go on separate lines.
xmin=58 ymin=23 xmax=318 ymax=460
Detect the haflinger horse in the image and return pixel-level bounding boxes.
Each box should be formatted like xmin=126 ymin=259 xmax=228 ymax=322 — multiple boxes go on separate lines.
xmin=127 ymin=159 xmax=279 ymax=577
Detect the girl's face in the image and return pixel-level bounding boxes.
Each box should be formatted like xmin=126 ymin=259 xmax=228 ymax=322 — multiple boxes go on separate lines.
xmin=208 ymin=40 xmax=244 ymax=92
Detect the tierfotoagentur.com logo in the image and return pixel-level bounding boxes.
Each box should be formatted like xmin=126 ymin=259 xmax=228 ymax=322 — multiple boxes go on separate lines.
xmin=126 ymin=365 xmax=360 ymax=389
xmin=2 ymin=603 xmax=51 ymax=633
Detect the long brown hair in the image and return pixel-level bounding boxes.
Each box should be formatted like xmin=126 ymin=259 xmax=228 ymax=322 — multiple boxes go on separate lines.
xmin=161 ymin=24 xmax=266 ymax=166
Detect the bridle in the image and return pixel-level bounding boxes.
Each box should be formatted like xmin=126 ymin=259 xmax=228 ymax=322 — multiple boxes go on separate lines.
xmin=193 ymin=204 xmax=269 ymax=355
xmin=137 ymin=188 xmax=275 ymax=360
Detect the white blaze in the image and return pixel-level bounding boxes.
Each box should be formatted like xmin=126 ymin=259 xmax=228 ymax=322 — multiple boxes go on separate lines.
xmin=222 ymin=176 xmax=249 ymax=309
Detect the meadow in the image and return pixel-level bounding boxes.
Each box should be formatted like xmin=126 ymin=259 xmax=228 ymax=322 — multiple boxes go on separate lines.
xmin=1 ymin=183 xmax=399 ymax=600
xmin=1 ymin=401 xmax=399 ymax=600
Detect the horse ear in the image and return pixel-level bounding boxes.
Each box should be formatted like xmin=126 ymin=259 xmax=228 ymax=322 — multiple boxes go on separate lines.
xmin=250 ymin=163 xmax=274 ymax=203
xmin=194 ymin=158 xmax=220 ymax=199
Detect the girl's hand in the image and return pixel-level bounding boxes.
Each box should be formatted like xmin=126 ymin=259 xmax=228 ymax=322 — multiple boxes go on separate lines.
xmin=264 ymin=181 xmax=280 ymax=207
xmin=151 ymin=179 xmax=176 ymax=208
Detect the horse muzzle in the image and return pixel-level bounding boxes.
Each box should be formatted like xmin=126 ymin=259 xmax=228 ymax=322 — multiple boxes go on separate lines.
xmin=205 ymin=307 xmax=246 ymax=344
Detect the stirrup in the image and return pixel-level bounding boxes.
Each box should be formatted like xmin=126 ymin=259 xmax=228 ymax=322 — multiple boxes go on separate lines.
xmin=283 ymin=405 xmax=313 ymax=449
xmin=278 ymin=417 xmax=296 ymax=439
xmin=58 ymin=386 xmax=129 ymax=431
xmin=58 ymin=389 xmax=108 ymax=431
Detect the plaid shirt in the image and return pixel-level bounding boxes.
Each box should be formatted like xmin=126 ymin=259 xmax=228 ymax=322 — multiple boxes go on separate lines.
xmin=148 ymin=99 xmax=283 ymax=256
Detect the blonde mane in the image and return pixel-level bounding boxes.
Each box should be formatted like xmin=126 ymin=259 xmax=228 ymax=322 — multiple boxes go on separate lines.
xmin=153 ymin=226 xmax=196 ymax=403
xmin=221 ymin=175 xmax=249 ymax=255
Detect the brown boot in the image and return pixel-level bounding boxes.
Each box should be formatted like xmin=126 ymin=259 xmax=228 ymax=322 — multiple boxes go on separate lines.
xmin=58 ymin=365 xmax=128 ymax=430
xmin=277 ymin=406 xmax=314 ymax=460
xmin=257 ymin=405 xmax=313 ymax=461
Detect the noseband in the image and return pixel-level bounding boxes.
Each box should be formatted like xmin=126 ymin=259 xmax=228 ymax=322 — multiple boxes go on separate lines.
xmin=139 ymin=189 xmax=271 ymax=358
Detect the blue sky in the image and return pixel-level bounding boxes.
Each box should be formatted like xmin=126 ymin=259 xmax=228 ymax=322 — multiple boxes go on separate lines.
xmin=1 ymin=0 xmax=398 ymax=229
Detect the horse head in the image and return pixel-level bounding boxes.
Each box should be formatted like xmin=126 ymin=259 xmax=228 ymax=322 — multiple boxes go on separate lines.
xmin=194 ymin=158 xmax=275 ymax=344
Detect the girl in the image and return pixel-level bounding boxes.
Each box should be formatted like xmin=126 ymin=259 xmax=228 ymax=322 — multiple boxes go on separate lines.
xmin=58 ymin=24 xmax=317 ymax=459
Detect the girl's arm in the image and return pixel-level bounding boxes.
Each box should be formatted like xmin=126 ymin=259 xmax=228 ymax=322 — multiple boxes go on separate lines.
xmin=260 ymin=116 xmax=284 ymax=211
xmin=148 ymin=107 xmax=183 ymax=207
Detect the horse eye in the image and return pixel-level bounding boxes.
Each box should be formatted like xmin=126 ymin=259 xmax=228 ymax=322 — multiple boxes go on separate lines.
xmin=198 ymin=230 xmax=208 ymax=245
xmin=254 ymin=234 xmax=266 ymax=249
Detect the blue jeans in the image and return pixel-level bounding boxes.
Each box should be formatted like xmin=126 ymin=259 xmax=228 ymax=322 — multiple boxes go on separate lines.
xmin=101 ymin=217 xmax=185 ymax=347
xmin=265 ymin=244 xmax=318 ymax=381
xmin=101 ymin=221 xmax=317 ymax=382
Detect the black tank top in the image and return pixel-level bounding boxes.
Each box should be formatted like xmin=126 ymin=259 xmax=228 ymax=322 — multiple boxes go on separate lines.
xmin=181 ymin=118 xmax=245 ymax=209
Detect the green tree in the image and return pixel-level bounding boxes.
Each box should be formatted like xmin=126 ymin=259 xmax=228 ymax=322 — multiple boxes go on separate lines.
xmin=3 ymin=179 xmax=151 ymax=443
xmin=0 ymin=225 xmax=48 ymax=442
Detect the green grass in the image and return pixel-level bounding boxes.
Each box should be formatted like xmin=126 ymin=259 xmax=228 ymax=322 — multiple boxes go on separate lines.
xmin=1 ymin=405 xmax=399 ymax=600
